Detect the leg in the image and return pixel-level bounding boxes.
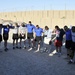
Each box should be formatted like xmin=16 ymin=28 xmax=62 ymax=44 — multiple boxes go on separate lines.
xmin=58 ymin=47 xmax=62 ymax=57
xmin=67 ymin=49 xmax=71 ymax=59
xmin=4 ymin=40 xmax=8 ymax=51
xmin=28 ymin=39 xmax=31 ymax=47
xmin=16 ymin=39 xmax=18 ymax=48
xmin=31 ymin=39 xmax=34 ymax=48
xmin=23 ymin=39 xmax=26 ymax=49
xmin=68 ymin=50 xmax=75 ymax=64
xmin=20 ymin=39 xmax=22 ymax=48
xmin=56 ymin=47 xmax=58 ymax=53
xmin=13 ymin=39 xmax=15 ymax=49
xmin=37 ymin=41 xmax=41 ymax=51
xmin=59 ymin=47 xmax=61 ymax=53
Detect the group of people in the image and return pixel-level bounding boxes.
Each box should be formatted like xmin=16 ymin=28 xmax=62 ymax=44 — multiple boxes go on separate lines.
xmin=0 ymin=21 xmax=75 ymax=64
xmin=0 ymin=21 xmax=44 ymax=51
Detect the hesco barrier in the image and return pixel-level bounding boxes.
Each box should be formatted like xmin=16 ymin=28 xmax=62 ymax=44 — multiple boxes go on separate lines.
xmin=0 ymin=10 xmax=75 ymax=29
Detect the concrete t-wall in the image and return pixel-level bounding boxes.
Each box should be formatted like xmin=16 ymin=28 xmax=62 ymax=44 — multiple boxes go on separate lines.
xmin=0 ymin=10 xmax=75 ymax=29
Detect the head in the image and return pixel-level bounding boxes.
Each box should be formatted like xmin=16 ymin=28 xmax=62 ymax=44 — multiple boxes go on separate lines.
xmin=14 ymin=23 xmax=18 ymax=27
xmin=45 ymin=26 xmax=49 ymax=30
xmin=72 ymin=26 xmax=75 ymax=32
xmin=29 ymin=21 xmax=31 ymax=24
xmin=55 ymin=25 xmax=59 ymax=31
xmin=21 ymin=23 xmax=25 ymax=27
xmin=6 ymin=24 xmax=9 ymax=28
xmin=36 ymin=25 xmax=39 ymax=29
xmin=0 ymin=24 xmax=3 ymax=28
xmin=64 ymin=26 xmax=69 ymax=31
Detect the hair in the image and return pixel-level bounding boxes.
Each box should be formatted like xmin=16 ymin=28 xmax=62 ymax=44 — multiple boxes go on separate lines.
xmin=6 ymin=24 xmax=9 ymax=27
xmin=45 ymin=26 xmax=49 ymax=30
xmin=55 ymin=25 xmax=59 ymax=29
xmin=36 ymin=25 xmax=39 ymax=28
xmin=64 ymin=25 xmax=68 ymax=31
xmin=21 ymin=23 xmax=25 ymax=27
xmin=29 ymin=21 xmax=31 ymax=24
xmin=72 ymin=26 xmax=75 ymax=32
xmin=64 ymin=25 xmax=68 ymax=29
xmin=14 ymin=22 xmax=18 ymax=27
xmin=0 ymin=24 xmax=2 ymax=26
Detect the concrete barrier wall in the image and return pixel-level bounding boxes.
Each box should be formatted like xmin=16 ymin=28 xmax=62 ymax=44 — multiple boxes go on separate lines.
xmin=0 ymin=10 xmax=75 ymax=29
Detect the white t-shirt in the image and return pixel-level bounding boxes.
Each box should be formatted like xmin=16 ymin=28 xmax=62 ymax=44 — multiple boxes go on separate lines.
xmin=71 ymin=32 xmax=75 ymax=42
xmin=44 ymin=29 xmax=49 ymax=36
xmin=19 ymin=26 xmax=27 ymax=34
xmin=44 ymin=29 xmax=53 ymax=44
xmin=13 ymin=27 xmax=19 ymax=34
xmin=47 ymin=29 xmax=53 ymax=38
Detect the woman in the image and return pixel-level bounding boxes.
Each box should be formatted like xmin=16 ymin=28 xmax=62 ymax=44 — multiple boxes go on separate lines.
xmin=12 ymin=23 xmax=19 ymax=49
xmin=19 ymin=23 xmax=27 ymax=49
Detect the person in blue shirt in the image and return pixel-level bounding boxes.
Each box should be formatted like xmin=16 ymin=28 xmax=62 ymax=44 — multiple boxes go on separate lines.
xmin=26 ymin=21 xmax=35 ymax=48
xmin=0 ymin=24 xmax=3 ymax=51
xmin=64 ymin=26 xmax=72 ymax=60
xmin=3 ymin=24 xmax=13 ymax=51
xmin=34 ymin=25 xmax=43 ymax=51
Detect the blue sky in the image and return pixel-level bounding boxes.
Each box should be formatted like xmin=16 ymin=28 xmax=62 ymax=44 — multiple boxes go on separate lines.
xmin=0 ymin=0 xmax=75 ymax=12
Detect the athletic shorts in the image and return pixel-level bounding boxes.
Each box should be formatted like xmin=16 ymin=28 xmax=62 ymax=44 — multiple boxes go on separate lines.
xmin=54 ymin=40 xmax=62 ymax=47
xmin=35 ymin=36 xmax=42 ymax=42
xmin=3 ymin=33 xmax=9 ymax=41
xmin=65 ymin=40 xmax=72 ymax=49
xmin=0 ymin=34 xmax=2 ymax=42
xmin=71 ymin=41 xmax=75 ymax=51
xmin=27 ymin=33 xmax=33 ymax=39
xmin=12 ymin=34 xmax=18 ymax=40
xmin=19 ymin=34 xmax=26 ymax=39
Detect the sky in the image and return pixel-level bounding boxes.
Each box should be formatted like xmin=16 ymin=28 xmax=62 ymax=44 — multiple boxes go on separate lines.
xmin=0 ymin=0 xmax=75 ymax=12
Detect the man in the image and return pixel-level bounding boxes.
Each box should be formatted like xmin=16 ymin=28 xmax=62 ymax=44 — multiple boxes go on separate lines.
xmin=54 ymin=26 xmax=65 ymax=56
xmin=64 ymin=26 xmax=72 ymax=59
xmin=68 ymin=26 xmax=75 ymax=64
xmin=19 ymin=23 xmax=27 ymax=49
xmin=34 ymin=25 xmax=43 ymax=51
xmin=26 ymin=21 xmax=35 ymax=48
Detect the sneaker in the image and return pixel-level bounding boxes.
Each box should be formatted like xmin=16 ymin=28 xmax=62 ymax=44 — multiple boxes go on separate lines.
xmin=46 ymin=50 xmax=48 ymax=52
xmin=73 ymin=61 xmax=75 ymax=64
xmin=68 ymin=61 xmax=73 ymax=64
xmin=42 ymin=48 xmax=47 ymax=52
xmin=4 ymin=48 xmax=8 ymax=52
xmin=48 ymin=50 xmax=51 ymax=53
xmin=24 ymin=46 xmax=26 ymax=49
xmin=54 ymin=52 xmax=58 ymax=55
xmin=19 ymin=47 xmax=21 ymax=49
xmin=16 ymin=46 xmax=18 ymax=49
xmin=13 ymin=47 xmax=15 ymax=49
xmin=58 ymin=53 xmax=62 ymax=57
xmin=29 ymin=46 xmax=30 ymax=48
